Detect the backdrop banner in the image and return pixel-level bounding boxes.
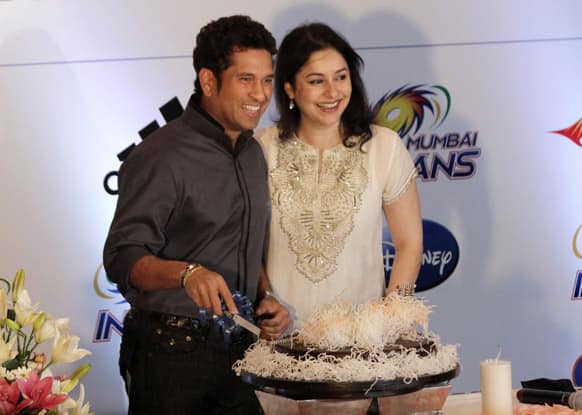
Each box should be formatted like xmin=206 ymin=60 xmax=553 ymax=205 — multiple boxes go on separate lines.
xmin=1 ymin=1 xmax=581 ymax=413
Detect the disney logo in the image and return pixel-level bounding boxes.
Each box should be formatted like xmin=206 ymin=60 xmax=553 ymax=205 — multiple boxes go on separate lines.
xmin=423 ymin=250 xmax=453 ymax=276
xmin=383 ymin=243 xmax=453 ymax=277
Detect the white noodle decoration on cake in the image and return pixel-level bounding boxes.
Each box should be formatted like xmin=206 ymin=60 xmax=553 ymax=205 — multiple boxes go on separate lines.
xmin=298 ymin=300 xmax=356 ymax=350
xmin=298 ymin=293 xmax=432 ymax=350
xmin=233 ymin=293 xmax=459 ymax=383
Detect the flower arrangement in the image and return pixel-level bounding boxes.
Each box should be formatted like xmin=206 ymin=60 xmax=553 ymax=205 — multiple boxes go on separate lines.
xmin=0 ymin=269 xmax=93 ymax=415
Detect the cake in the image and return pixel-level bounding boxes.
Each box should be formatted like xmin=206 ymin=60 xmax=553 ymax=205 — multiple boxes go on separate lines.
xmin=233 ymin=293 xmax=459 ymax=384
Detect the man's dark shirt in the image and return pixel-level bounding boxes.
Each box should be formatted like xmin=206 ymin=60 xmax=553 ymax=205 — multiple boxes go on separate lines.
xmin=103 ymin=95 xmax=270 ymax=317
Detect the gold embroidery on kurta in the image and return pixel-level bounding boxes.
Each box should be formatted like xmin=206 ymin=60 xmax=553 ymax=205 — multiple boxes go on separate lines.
xmin=270 ymin=138 xmax=368 ymax=283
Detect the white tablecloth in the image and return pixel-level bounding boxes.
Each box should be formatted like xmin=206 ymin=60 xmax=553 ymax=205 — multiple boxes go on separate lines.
xmin=443 ymin=391 xmax=581 ymax=414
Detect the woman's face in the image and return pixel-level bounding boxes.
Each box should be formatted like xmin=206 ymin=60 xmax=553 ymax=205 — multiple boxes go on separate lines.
xmin=285 ymin=48 xmax=352 ymax=131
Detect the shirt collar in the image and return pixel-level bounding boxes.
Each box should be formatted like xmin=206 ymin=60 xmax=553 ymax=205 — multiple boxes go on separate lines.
xmin=182 ymin=94 xmax=253 ymax=152
xmin=188 ymin=94 xmax=224 ymax=132
xmin=188 ymin=93 xmax=253 ymax=152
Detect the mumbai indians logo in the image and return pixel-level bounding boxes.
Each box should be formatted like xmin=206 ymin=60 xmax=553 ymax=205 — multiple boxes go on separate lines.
xmin=551 ymin=118 xmax=582 ymax=147
xmin=92 ymin=264 xmax=126 ymax=343
xmin=374 ymin=84 xmax=451 ymax=136
xmin=93 ymin=264 xmax=125 ymax=304
xmin=572 ymin=225 xmax=582 ymax=301
xmin=373 ymin=85 xmax=481 ymax=182
xmin=571 ymin=225 xmax=582 ymax=385
xmin=574 ymin=224 xmax=582 ymax=261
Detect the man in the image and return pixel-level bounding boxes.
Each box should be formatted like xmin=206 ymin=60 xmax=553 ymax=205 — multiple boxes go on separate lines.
xmin=103 ymin=15 xmax=290 ymax=414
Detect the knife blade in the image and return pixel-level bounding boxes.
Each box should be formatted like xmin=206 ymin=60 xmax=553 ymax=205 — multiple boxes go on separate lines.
xmin=232 ymin=313 xmax=261 ymax=337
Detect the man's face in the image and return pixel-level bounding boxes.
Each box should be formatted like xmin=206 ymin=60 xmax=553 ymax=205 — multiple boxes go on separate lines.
xmin=203 ymin=49 xmax=273 ymax=141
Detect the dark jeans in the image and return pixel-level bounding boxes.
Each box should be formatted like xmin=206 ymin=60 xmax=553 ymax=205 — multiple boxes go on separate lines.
xmin=120 ymin=309 xmax=261 ymax=415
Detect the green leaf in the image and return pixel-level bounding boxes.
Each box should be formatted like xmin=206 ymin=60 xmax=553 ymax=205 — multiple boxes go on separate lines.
xmin=2 ymin=357 xmax=20 ymax=370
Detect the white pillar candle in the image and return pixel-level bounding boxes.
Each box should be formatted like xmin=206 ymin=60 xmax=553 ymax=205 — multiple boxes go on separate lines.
xmin=480 ymin=359 xmax=513 ymax=415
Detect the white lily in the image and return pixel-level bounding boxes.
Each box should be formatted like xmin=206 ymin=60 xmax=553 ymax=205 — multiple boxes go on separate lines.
xmin=0 ymin=336 xmax=17 ymax=364
xmin=56 ymin=317 xmax=71 ymax=334
xmin=58 ymin=384 xmax=92 ymax=415
xmin=0 ymin=288 xmax=7 ymax=320
xmin=34 ymin=313 xmax=57 ymax=344
xmin=14 ymin=289 xmax=39 ymax=327
xmin=11 ymin=269 xmax=25 ymax=303
xmin=0 ymin=269 xmax=94 ymax=412
xmin=50 ymin=332 xmax=91 ymax=364
xmin=60 ymin=363 xmax=91 ymax=394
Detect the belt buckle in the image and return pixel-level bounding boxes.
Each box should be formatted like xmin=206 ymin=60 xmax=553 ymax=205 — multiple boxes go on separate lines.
xmin=164 ymin=314 xmax=201 ymax=331
xmin=164 ymin=314 xmax=179 ymax=327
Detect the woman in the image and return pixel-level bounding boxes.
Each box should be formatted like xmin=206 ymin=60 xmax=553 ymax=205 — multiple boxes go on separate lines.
xmin=258 ymin=23 xmax=422 ymax=328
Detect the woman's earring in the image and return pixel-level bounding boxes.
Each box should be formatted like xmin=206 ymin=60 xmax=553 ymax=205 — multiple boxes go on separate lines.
xmin=289 ymin=99 xmax=295 ymax=110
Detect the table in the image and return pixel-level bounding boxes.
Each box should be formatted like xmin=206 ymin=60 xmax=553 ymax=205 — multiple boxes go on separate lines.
xmin=254 ymin=387 xmax=581 ymax=414
xmin=441 ymin=392 xmax=483 ymax=415
xmin=443 ymin=391 xmax=581 ymax=415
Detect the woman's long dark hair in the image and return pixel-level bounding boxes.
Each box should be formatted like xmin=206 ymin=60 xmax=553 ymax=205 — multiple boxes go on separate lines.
xmin=275 ymin=23 xmax=374 ymax=149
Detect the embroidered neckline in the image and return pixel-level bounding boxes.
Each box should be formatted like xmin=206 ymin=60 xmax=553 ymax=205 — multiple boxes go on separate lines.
xmin=270 ymin=138 xmax=368 ymax=283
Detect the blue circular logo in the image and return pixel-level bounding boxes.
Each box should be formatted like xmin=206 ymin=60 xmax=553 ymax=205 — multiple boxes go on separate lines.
xmin=383 ymin=219 xmax=459 ymax=292
xmin=573 ymin=355 xmax=582 ymax=387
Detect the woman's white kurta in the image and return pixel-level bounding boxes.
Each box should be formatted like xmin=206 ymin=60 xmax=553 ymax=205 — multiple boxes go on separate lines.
xmin=258 ymin=125 xmax=416 ymax=328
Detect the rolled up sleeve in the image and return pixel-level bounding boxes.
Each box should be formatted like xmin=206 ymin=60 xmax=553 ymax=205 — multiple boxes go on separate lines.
xmin=103 ymin=145 xmax=177 ymax=294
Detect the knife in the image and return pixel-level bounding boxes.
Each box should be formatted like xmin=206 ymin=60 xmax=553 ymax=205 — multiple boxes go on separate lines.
xmin=232 ymin=313 xmax=261 ymax=337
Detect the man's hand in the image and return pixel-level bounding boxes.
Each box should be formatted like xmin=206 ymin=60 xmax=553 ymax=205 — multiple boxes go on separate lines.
xmin=183 ymin=267 xmax=237 ymax=316
xmin=255 ymin=296 xmax=290 ymax=339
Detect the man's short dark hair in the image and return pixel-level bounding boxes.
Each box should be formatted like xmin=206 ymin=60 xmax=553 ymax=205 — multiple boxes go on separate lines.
xmin=193 ymin=15 xmax=277 ymax=94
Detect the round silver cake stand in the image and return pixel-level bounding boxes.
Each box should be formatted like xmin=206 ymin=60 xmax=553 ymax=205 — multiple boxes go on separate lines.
xmin=241 ymin=364 xmax=460 ymax=415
